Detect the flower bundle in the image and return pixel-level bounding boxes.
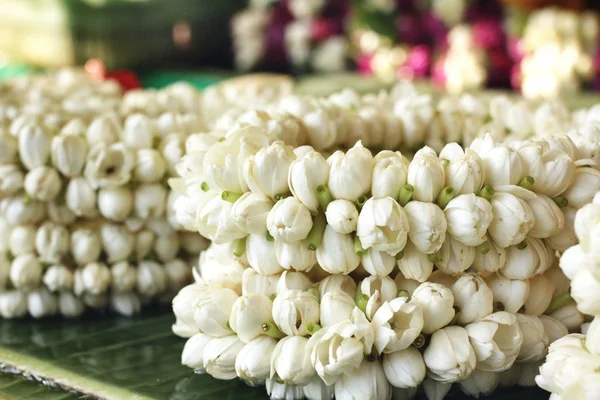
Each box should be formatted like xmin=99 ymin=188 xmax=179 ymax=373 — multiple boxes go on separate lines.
xmin=0 ymin=69 xmax=224 ymax=318
xmin=535 ymin=194 xmax=600 ymax=398
xmin=171 ymin=80 xmax=600 ymax=399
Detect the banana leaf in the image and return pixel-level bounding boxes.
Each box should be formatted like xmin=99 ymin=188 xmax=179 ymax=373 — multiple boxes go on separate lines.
xmin=0 ymin=309 xmax=551 ymax=400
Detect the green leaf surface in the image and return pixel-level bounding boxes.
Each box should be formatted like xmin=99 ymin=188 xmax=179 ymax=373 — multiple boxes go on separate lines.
xmin=0 ymin=308 xmax=551 ymax=400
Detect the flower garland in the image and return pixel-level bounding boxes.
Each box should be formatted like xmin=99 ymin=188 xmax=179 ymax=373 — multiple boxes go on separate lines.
xmin=535 ymin=194 xmax=600 ymax=398
xmin=172 ymin=80 xmax=600 ymax=399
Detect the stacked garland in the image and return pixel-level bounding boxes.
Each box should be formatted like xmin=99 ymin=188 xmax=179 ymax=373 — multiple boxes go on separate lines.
xmin=171 ymin=81 xmax=600 ymax=399
xmin=536 ymin=194 xmax=600 ymax=397
xmin=0 ymin=69 xmax=225 ymax=318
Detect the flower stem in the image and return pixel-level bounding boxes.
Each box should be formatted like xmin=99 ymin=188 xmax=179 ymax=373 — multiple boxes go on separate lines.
xmin=354 ymin=236 xmax=366 ymax=256
xmin=233 ymin=237 xmax=247 ymax=258
xmin=261 ymin=322 xmax=285 ymax=339
xmin=516 ymin=241 xmax=528 ymax=250
xmin=306 ymin=323 xmax=322 ymax=336
xmin=436 ymin=186 xmax=456 ymax=209
xmin=428 ymin=251 xmax=441 ymax=264
xmin=477 ymin=241 xmax=490 ymax=255
xmin=269 ymin=293 xmax=277 ymax=301
xmin=356 ymin=294 xmax=369 ymax=313
xmin=552 ymin=196 xmax=568 ymax=208
xmin=398 ymin=184 xmax=414 ymax=206
xmin=221 ymin=191 xmax=242 ymax=203
xmin=478 ymin=186 xmax=495 ymax=201
xmin=395 ymin=250 xmax=404 ymax=260
xmin=545 ymin=293 xmax=573 ymax=314
xmin=200 ymin=182 xmax=210 ymax=192
xmin=306 ymin=214 xmax=326 ymax=251
xmin=316 ymin=185 xmax=333 ymax=211
xmin=356 ymin=195 xmax=368 ymax=210
xmin=518 ymin=176 xmax=535 ymax=190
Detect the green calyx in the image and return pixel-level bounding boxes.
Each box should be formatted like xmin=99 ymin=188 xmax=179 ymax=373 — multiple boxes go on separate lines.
xmin=306 ymin=214 xmax=326 ymax=251
xmin=552 ymin=196 xmax=568 ymax=208
xmin=221 ymin=191 xmax=242 ymax=203
xmin=354 ymin=236 xmax=366 ymax=256
xmin=427 ymin=251 xmax=441 ymax=264
xmin=356 ymin=294 xmax=369 ymax=313
xmin=233 ymin=237 xmax=247 ymax=258
xmin=517 ymin=176 xmax=535 ymax=190
xmin=316 ymin=185 xmax=333 ymax=211
xmin=398 ymin=184 xmax=414 ymax=206
xmin=356 ymin=195 xmax=368 ymax=210
xmin=200 ymin=181 xmax=210 ymax=192
xmin=545 ymin=293 xmax=573 ymax=315
xmin=478 ymin=186 xmax=495 ymax=201
xmin=395 ymin=250 xmax=404 ymax=260
xmin=477 ymin=241 xmax=490 ymax=255
xmin=261 ymin=322 xmax=285 ymax=339
xmin=306 ymin=323 xmax=322 ymax=336
xmin=436 ymin=186 xmax=456 ymax=209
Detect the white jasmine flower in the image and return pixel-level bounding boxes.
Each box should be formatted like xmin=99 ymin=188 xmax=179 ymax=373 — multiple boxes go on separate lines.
xmin=523 ymin=274 xmax=555 ymax=316
xmin=229 ymin=293 xmax=274 ymax=343
xmin=488 ymin=192 xmax=535 ymax=248
xmin=203 ymin=336 xmax=245 ymax=380
xmin=316 ymin=226 xmax=360 ymax=275
xmin=518 ymin=145 xmax=576 ymax=198
xmin=422 ymin=379 xmax=452 ymax=400
xmin=335 ymin=359 xmax=391 ymax=400
xmin=270 ymin=336 xmax=316 ymax=385
xmin=485 ymin=274 xmax=530 ymax=314
xmin=9 ymin=224 xmax=36 ymax=256
xmin=371 ymin=151 xmax=409 ymax=199
xmin=47 ymin=202 xmax=76 ymax=225
xmin=424 ymin=326 xmax=477 ymax=383
xmin=78 ymin=262 xmax=111 ymax=295
xmin=27 ymin=288 xmax=58 ymax=318
xmin=265 ymin=379 xmax=304 ymax=400
xmin=404 ymin=201 xmax=447 ymax=254
xmin=192 ymin=287 xmax=238 ymax=337
xmin=70 ymin=229 xmax=101 ymax=265
xmin=84 ymin=142 xmax=134 ymax=189
xmin=303 ymin=375 xmax=335 ymax=400
xmin=241 ymin=268 xmax=279 ymax=298
xmin=327 ymin=142 xmax=373 ymax=201
xmin=236 ymin=336 xmax=278 ymax=382
xmin=465 ymin=311 xmax=523 ymax=372
xmin=526 ymin=195 xmax=565 ymax=238
xmin=288 ymin=150 xmax=330 ymax=212
xmin=451 ymin=274 xmax=493 ymax=325
xmin=134 ymin=149 xmax=166 ymax=183
xmin=110 ymin=261 xmax=137 ymax=293
xmin=318 ymin=275 xmax=357 ymax=299
xmin=307 ymin=308 xmax=375 ymax=386
xmin=137 ymin=261 xmax=168 ymax=298
xmin=10 ymin=254 xmax=42 ymax=290
xmin=181 ymin=332 xmax=213 ymax=372
xmin=231 ymin=192 xmax=273 ymax=235
xmin=548 ymin=301 xmax=584 ymax=333
xmin=563 ymin=167 xmax=600 ymax=209
xmin=154 ymin=234 xmax=180 ymax=262
xmin=437 ymin=236 xmax=476 ymax=276
xmin=326 ymin=200 xmax=358 ymax=235
xmin=372 ymin=297 xmax=424 ymax=354
xmin=35 ymin=222 xmax=69 ymax=264
xmin=516 ymin=314 xmax=549 ymax=363
xmin=0 ymin=165 xmax=24 ymax=197
xmin=407 ymin=147 xmax=445 ymax=202
xmin=444 ymin=148 xmax=484 ymax=195
xmin=121 ymin=114 xmax=154 ymax=149
xmin=267 ymin=197 xmax=313 ymax=244
xmin=246 ymin=233 xmax=284 ymax=276
xmin=320 ymin=291 xmax=355 ymax=327
xmin=459 ymin=369 xmax=500 ymax=398
xmin=85 ymin=115 xmax=119 ymax=146
xmin=245 ymin=141 xmax=295 ymax=200
xmin=444 ymin=194 xmax=493 ymax=246
xmin=382 ymin=347 xmax=425 ymax=389
xmin=570 ymin=268 xmax=600 ymax=316
xmin=276 ymin=271 xmax=312 ymax=294
xmin=501 ymin=237 xmax=552 ymax=280
xmin=272 ymin=289 xmax=320 ymax=336
xmin=397 ymin=242 xmax=433 ymax=283
xmin=0 ymin=290 xmax=27 ymax=318
xmin=480 ymin=145 xmax=524 ymax=187
xmin=65 ymin=177 xmax=96 ymax=217
xmin=357 ymin=197 xmax=409 ymax=256
xmin=51 ymin=134 xmax=87 ymax=177
xmin=195 ymin=191 xmax=246 ymax=244
xmin=100 ymin=223 xmax=134 ymax=263
xmin=539 ymin=315 xmax=568 ymax=344
xmin=274 ymin=237 xmax=316 ymax=270
xmin=23 ymin=166 xmax=61 ymax=201
xmin=410 ymin=282 xmax=455 ymax=334
xmin=98 ymin=186 xmax=133 ymax=222
xmin=361 ymin=248 xmax=396 ymax=277
xmin=18 ymin=125 xmax=52 ymax=170
xmin=546 ymin=206 xmax=578 ymax=253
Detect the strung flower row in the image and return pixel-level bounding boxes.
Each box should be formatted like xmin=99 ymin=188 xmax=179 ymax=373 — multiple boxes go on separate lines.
xmin=536 ymin=193 xmax=600 ymax=399
xmin=177 ymin=129 xmax=599 ymax=285
xmin=173 ymin=259 xmax=577 ymax=400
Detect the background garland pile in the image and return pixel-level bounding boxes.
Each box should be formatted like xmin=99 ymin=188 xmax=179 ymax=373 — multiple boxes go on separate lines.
xmin=0 ymin=69 xmax=262 ymax=318
xmin=171 ymin=81 xmax=600 ymax=399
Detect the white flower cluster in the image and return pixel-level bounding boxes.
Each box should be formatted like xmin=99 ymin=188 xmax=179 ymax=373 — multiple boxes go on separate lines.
xmin=536 ymin=194 xmax=600 ymax=399
xmin=520 ymin=8 xmax=598 ymax=99
xmin=171 ymin=81 xmax=600 ymax=399
xmin=0 ymin=69 xmax=216 ymax=318
xmin=440 ymin=25 xmax=487 ymax=94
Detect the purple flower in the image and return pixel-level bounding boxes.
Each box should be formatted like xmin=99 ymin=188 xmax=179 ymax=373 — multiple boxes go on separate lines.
xmin=472 ymin=19 xmax=506 ymax=50
xmin=396 ymin=13 xmax=428 ymax=45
